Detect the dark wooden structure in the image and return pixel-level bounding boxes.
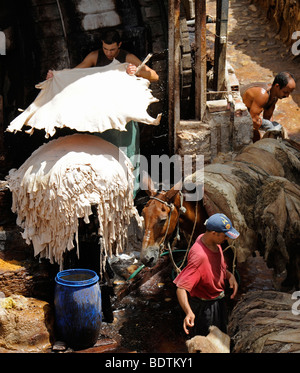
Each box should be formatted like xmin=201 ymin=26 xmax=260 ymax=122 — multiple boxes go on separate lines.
xmin=168 ymin=0 xmax=229 ymax=154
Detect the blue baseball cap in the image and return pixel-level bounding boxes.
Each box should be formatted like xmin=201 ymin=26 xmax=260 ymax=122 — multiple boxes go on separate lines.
xmin=204 ymin=213 xmax=240 ymax=239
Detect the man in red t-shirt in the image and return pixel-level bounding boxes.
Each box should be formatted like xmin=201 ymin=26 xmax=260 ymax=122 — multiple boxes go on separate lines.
xmin=173 ymin=213 xmax=239 ymax=337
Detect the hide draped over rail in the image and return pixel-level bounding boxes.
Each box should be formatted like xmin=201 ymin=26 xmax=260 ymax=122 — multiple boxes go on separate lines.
xmin=6 ymin=60 xmax=161 ymax=138
xmin=6 ymin=134 xmax=140 ymax=272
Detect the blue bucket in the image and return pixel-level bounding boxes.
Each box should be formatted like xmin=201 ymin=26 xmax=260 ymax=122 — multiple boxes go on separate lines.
xmin=54 ymin=268 xmax=102 ymax=350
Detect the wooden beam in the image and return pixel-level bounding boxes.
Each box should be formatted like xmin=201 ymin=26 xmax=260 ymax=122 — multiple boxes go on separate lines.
xmin=194 ymin=0 xmax=207 ymax=120
xmin=0 ymin=95 xmax=3 ymax=153
xmin=168 ymin=0 xmax=181 ymax=155
xmin=213 ymin=0 xmax=229 ymax=93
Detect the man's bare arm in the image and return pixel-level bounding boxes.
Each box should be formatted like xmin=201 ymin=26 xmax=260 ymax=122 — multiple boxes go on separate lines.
xmin=249 ymin=101 xmax=264 ymax=129
xmin=176 ymin=287 xmax=195 ymax=334
xmin=126 ymin=53 xmax=159 ymax=82
xmin=263 ymin=103 xmax=276 ymax=121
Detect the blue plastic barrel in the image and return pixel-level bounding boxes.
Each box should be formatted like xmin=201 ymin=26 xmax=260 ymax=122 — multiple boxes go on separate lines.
xmin=54 ymin=268 xmax=102 ymax=350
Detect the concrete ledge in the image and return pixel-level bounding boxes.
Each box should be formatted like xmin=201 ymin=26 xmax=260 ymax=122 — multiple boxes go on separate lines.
xmin=206 ymin=99 xmax=229 ymax=113
xmin=178 ymin=120 xmax=210 ymax=131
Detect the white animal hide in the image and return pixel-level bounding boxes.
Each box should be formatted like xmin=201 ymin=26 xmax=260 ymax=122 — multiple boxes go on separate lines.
xmin=7 ymin=61 xmax=161 ymax=138
xmin=6 ymin=134 xmax=139 ymax=271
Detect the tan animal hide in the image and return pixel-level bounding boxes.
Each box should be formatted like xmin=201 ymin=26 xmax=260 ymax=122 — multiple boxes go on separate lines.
xmin=186 ymin=326 xmax=230 ymax=353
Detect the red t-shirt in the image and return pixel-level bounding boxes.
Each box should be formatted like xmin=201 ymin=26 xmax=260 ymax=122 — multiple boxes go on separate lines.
xmin=173 ymin=234 xmax=227 ymax=300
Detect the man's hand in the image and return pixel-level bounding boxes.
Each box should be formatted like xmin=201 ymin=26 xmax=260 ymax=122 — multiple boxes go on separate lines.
xmin=253 ymin=116 xmax=262 ymax=130
xmin=176 ymin=287 xmax=195 ymax=335
xmin=126 ymin=63 xmax=137 ymax=76
xmin=227 ymin=270 xmax=238 ymax=299
xmin=46 ymin=70 xmax=54 ymax=80
xmin=183 ymin=311 xmax=195 ymax=335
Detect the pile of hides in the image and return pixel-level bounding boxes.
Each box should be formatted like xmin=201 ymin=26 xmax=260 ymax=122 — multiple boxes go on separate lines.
xmin=6 ymin=60 xmax=161 ymax=138
xmin=6 ymin=134 xmax=139 ymax=272
xmin=185 ymin=139 xmax=300 ymax=278
xmin=228 ymin=290 xmax=300 ymax=353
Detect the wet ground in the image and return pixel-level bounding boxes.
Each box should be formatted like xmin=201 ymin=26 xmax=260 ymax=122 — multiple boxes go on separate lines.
xmin=70 ymin=256 xmax=189 ymax=353
xmin=64 ymin=249 xmax=280 ymax=354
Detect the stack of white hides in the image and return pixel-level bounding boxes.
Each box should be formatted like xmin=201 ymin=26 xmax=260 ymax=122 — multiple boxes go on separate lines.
xmin=6 ymin=60 xmax=161 ymax=138
xmin=7 ymin=134 xmax=137 ymax=271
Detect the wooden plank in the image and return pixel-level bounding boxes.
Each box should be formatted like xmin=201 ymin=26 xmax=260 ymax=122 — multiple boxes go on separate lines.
xmin=213 ymin=0 xmax=229 ymax=93
xmin=168 ymin=0 xmax=174 ymax=156
xmin=194 ymin=0 xmax=206 ymax=120
xmin=174 ymin=0 xmax=181 ymax=153
xmin=168 ymin=0 xmax=181 ymax=155
xmin=0 ymin=95 xmax=3 ymax=153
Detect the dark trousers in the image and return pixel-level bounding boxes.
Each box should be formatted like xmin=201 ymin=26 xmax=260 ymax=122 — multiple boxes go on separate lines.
xmin=188 ymin=296 xmax=228 ymax=337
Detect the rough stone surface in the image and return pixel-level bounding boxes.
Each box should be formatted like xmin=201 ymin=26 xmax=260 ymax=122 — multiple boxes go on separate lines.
xmin=0 ymin=254 xmax=55 ymax=301
xmin=176 ymin=121 xmax=211 ymax=166
xmin=0 ymin=294 xmax=54 ymax=352
xmin=176 ymin=61 xmax=253 ymax=164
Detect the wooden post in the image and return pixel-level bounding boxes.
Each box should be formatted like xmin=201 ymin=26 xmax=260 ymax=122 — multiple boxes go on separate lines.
xmin=213 ymin=0 xmax=229 ymax=93
xmin=194 ymin=0 xmax=207 ymax=120
xmin=168 ymin=0 xmax=181 ymax=155
xmin=0 ymin=95 xmax=3 ymax=153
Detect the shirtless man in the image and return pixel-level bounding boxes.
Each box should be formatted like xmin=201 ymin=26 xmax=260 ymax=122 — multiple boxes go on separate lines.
xmin=47 ymin=30 xmax=159 ymax=82
xmin=241 ymin=71 xmax=296 ymax=136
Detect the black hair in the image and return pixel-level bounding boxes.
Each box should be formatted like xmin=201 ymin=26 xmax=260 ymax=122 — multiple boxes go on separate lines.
xmin=272 ymin=71 xmax=296 ymax=89
xmin=101 ymin=30 xmax=121 ymax=45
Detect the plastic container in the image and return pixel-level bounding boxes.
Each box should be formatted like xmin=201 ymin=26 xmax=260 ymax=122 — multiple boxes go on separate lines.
xmin=54 ymin=268 xmax=102 ymax=350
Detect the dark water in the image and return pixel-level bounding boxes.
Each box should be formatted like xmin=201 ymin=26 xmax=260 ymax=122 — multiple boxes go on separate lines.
xmin=60 ymin=273 xmax=94 ymax=282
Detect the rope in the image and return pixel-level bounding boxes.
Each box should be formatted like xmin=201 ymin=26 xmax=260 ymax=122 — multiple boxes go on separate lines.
xmin=168 ymin=200 xmax=198 ymax=274
xmin=127 ymin=230 xmax=238 ymax=282
xmin=147 ymin=192 xmax=201 ymax=275
xmin=159 ymin=206 xmax=173 ymax=253
xmin=149 ymin=193 xmax=178 ymax=256
xmin=149 ymin=195 xmax=173 ymax=209
xmin=223 ymin=242 xmax=237 ymax=274
xmin=128 ymin=192 xmax=200 ymax=279
xmin=127 ymin=249 xmax=188 ymax=282
xmin=127 ymin=243 xmax=239 ymax=283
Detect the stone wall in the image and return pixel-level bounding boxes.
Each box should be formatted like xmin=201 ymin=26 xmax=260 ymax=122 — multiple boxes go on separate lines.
xmin=176 ymin=63 xmax=253 ymax=166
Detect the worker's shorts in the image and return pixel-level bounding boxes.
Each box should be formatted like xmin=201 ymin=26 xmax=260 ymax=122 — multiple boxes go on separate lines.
xmin=188 ymin=295 xmax=228 ymax=337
